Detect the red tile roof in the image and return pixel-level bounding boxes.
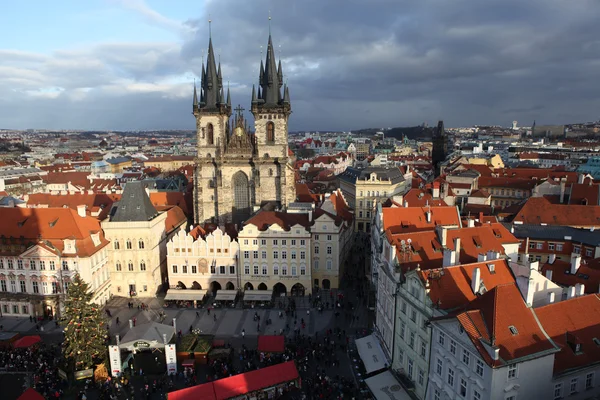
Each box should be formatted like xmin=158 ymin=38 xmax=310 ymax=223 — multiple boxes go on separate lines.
xmin=418 ymin=259 xmax=516 ymax=311
xmin=402 ymin=189 xmax=447 ymax=207
xmin=540 ymin=258 xmax=600 ymax=294
xmin=382 ymin=206 xmax=460 ymax=234
xmin=25 ymin=193 xmax=120 ymax=220
xmin=478 ymin=177 xmax=536 ymax=191
xmin=534 ymin=294 xmax=600 ymax=375
xmin=513 ymin=197 xmax=600 ymax=227
xmin=454 ymin=283 xmax=557 ymax=367
xmin=569 ymin=183 xmax=600 ymax=206
xmin=163 ymin=206 xmax=187 ymax=234
xmin=0 ymin=208 xmax=109 ymax=257
xmin=492 ymin=167 xmax=578 ymax=183
xmin=470 ymin=189 xmax=490 ymax=198
xmin=244 ymin=211 xmax=311 ymax=232
xmin=387 ymin=225 xmax=514 ymax=272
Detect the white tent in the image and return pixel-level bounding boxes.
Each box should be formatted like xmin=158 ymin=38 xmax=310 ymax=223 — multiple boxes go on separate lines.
xmin=355 ymin=334 xmax=388 ymax=374
xmin=365 ymin=370 xmax=411 ymax=400
xmin=119 ymin=322 xmax=175 ymax=351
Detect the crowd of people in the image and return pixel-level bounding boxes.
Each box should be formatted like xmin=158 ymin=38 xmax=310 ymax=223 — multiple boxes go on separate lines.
xmin=0 ymin=343 xmax=65 ymax=398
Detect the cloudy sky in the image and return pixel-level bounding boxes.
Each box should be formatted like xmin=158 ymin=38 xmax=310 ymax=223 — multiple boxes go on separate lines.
xmin=1 ymin=0 xmax=600 ymax=131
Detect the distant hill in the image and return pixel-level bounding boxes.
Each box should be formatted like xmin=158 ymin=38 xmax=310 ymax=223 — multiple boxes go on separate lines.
xmin=354 ymin=126 xmax=435 ymax=140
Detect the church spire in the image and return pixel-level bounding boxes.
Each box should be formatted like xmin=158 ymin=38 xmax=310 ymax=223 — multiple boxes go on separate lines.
xmin=259 ymin=33 xmax=282 ymax=106
xmin=197 ymin=20 xmax=229 ymax=114
xmin=226 ymin=83 xmax=231 ymax=107
xmin=193 ymin=81 xmax=198 ymax=110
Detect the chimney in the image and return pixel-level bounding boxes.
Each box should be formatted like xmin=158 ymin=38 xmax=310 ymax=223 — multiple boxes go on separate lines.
xmin=545 ymin=269 xmax=553 ymax=281
xmin=577 ymin=283 xmax=585 ymax=296
xmin=440 ymin=226 xmax=448 ymax=247
xmin=77 ymin=205 xmax=86 ymax=217
xmin=567 ymin=286 xmax=576 ymax=299
xmin=570 ymin=255 xmax=581 ymax=275
xmin=578 ymin=174 xmax=585 ymax=184
xmin=426 ymin=210 xmax=432 ymax=223
xmin=403 ymin=200 xmax=409 ymax=207
xmin=479 ymin=212 xmax=484 ymax=222
xmin=493 ymin=348 xmax=500 ymax=360
xmin=433 ymin=182 xmax=440 ymax=198
xmin=468 ymin=219 xmax=475 ymax=228
xmin=478 ymin=253 xmax=487 ymax=262
xmin=559 ymin=178 xmax=566 ymax=204
xmin=548 ymin=292 xmax=555 ymax=304
xmin=529 ymin=261 xmax=539 ymax=271
xmin=548 ymin=254 xmax=556 ymax=264
xmin=486 ymin=250 xmax=496 ymax=261
xmin=471 ymin=267 xmax=481 ymax=294
xmin=454 ymin=237 xmax=461 ymax=264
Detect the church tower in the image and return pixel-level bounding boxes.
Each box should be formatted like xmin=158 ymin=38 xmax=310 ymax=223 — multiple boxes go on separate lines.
xmin=194 ymin=25 xmax=296 ymax=226
xmin=193 ymin=29 xmax=232 ymax=224
xmin=250 ymin=32 xmax=296 ymax=209
xmin=431 ymin=120 xmax=448 ymax=177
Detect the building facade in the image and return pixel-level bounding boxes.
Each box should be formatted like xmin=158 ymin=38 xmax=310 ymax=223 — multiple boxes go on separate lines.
xmin=0 ymin=207 xmax=110 ymax=318
xmin=102 ymin=182 xmax=186 ymax=297
xmin=166 ymin=226 xmax=240 ymax=293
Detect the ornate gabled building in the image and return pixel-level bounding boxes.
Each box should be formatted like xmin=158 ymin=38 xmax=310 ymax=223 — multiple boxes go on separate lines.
xmin=193 ymin=30 xmax=296 ymax=226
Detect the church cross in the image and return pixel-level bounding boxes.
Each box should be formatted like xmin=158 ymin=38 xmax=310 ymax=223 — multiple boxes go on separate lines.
xmin=234 ymin=105 xmax=245 ymax=114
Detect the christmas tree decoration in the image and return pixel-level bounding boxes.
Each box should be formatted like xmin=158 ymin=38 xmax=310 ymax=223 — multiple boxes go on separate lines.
xmin=61 ymin=273 xmax=108 ymax=371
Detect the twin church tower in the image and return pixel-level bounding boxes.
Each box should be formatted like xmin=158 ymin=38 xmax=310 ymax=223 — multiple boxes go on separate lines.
xmin=193 ymin=26 xmax=296 ymax=225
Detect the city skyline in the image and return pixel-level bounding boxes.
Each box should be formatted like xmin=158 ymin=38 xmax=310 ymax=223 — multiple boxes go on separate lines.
xmin=1 ymin=0 xmax=600 ymax=131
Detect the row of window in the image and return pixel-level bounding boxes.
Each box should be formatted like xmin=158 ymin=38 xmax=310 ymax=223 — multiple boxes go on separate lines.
xmin=0 ymin=259 xmax=73 ymax=271
xmin=358 ymin=190 xmax=388 ymax=197
xmin=1 ymin=304 xmax=29 ymax=315
xmin=487 ymin=188 xmax=525 ymax=197
xmin=400 ymin=301 xmax=428 ymax=331
xmin=0 ymin=280 xmax=67 ymax=294
xmin=116 ymin=261 xmax=146 ymax=272
xmin=172 ymin=265 xmax=235 ymax=275
xmin=438 ymin=332 xmax=485 ymax=378
xmin=241 ymin=239 xmax=312 ymax=246
xmin=114 ymin=239 xmax=145 ymax=250
xmin=554 ymin=373 xmax=595 ymax=400
xmin=396 ymin=351 xmax=426 ymax=388
xmin=525 ymin=241 xmax=593 ymax=257
xmin=173 ymin=247 xmax=229 ymax=254
xmin=243 ymin=250 xmax=312 ymax=259
xmin=243 ymin=264 xmax=307 ymax=276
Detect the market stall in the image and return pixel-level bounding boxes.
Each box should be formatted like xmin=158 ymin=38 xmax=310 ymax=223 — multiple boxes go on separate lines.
xmin=242 ymin=290 xmax=273 ymax=308
xmin=164 ymin=289 xmax=207 ymax=308
xmin=213 ymin=290 xmax=238 ymax=308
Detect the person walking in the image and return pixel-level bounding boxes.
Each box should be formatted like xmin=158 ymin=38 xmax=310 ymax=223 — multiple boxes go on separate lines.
xmin=241 ymin=329 xmax=245 ymax=339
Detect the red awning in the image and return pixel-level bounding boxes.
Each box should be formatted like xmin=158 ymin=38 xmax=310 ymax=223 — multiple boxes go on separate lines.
xmin=17 ymin=388 xmax=45 ymax=400
xmin=257 ymin=335 xmax=284 ymax=353
xmin=13 ymin=335 xmax=42 ymax=349
xmin=167 ymin=361 xmax=299 ymax=400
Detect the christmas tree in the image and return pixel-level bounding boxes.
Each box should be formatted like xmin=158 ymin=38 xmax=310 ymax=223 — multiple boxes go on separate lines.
xmin=62 ymin=273 xmax=108 ymax=371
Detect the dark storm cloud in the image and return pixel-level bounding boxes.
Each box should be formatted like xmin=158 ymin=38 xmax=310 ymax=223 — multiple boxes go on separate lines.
xmin=1 ymin=0 xmax=600 ymax=130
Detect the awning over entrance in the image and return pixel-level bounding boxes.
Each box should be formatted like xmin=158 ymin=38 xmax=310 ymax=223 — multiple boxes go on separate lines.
xmin=243 ymin=290 xmax=272 ymax=302
xmin=164 ymin=289 xmax=207 ymax=301
xmin=364 ymin=370 xmax=411 ymax=400
xmin=119 ymin=322 xmax=175 ymax=351
xmin=214 ymin=290 xmax=238 ymax=301
xmin=355 ymin=334 xmax=388 ymax=374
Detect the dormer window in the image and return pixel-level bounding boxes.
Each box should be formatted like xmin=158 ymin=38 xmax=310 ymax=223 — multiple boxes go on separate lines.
xmin=509 ymin=326 xmax=518 ymax=335
xmin=487 ymin=263 xmax=496 ymax=274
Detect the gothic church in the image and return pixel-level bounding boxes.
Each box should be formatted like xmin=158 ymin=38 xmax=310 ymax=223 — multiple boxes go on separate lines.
xmin=193 ymin=30 xmax=296 ymax=225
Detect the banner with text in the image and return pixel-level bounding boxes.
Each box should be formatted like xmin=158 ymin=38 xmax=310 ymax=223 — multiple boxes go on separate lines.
xmin=166 ymin=344 xmax=177 ymax=375
xmin=109 ymin=345 xmax=122 ymax=377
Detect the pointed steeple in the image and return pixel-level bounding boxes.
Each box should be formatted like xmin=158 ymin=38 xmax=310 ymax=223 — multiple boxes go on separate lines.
xmin=259 ymin=33 xmax=282 ymax=106
xmin=251 ymin=84 xmax=257 ymax=104
xmin=217 ymin=62 xmax=223 ymax=86
xmin=277 ymin=60 xmax=283 ymax=88
xmin=201 ymin=35 xmax=221 ymax=109
xmin=283 ymin=84 xmax=290 ymax=104
xmin=219 ymin=86 xmax=225 ymax=105
xmin=259 ymin=61 xmax=265 ymax=85
xmin=193 ymin=82 xmax=198 ymax=110
xmin=226 ymin=84 xmax=231 ymax=107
